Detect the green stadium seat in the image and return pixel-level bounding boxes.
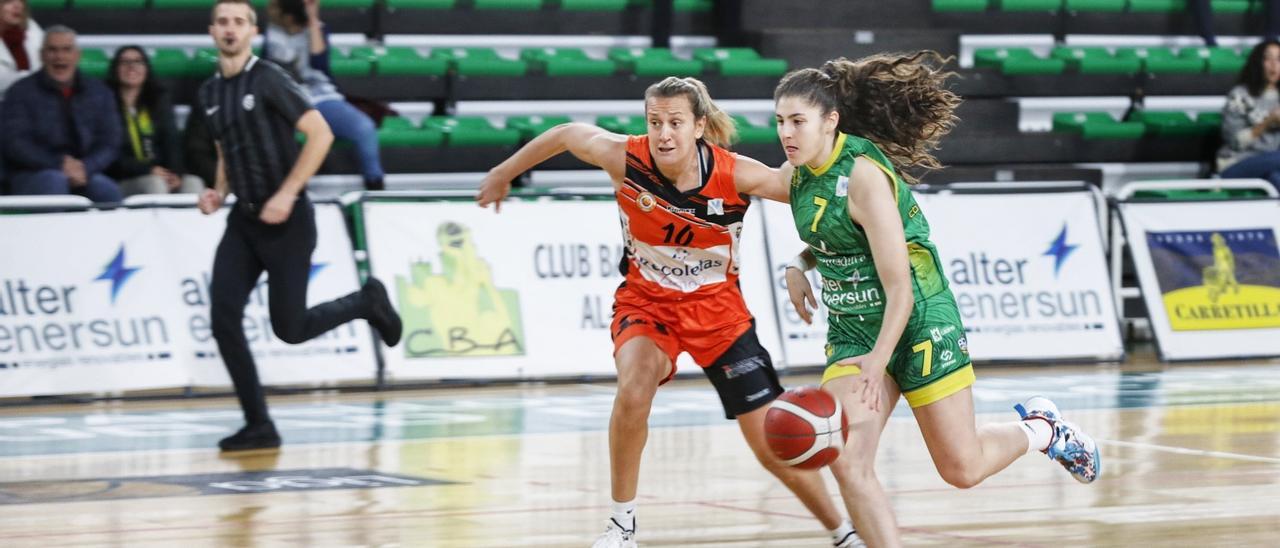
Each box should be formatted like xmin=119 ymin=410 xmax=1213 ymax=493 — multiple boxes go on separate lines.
xmin=319 ymin=0 xmax=374 ymax=7
xmin=1129 ymin=0 xmax=1184 ymax=11
xmin=1180 ymin=46 xmax=1246 ymax=74
xmin=71 ymin=0 xmax=144 ymax=8
xmin=1132 ymin=187 xmax=1269 ymax=200
xmin=1115 ymin=47 xmax=1205 ymax=73
xmin=1064 ymin=0 xmax=1125 ymax=11
xmin=1210 ymin=0 xmax=1252 ymax=13
xmin=329 ymin=49 xmax=373 ymax=77
xmin=425 ymin=116 xmax=522 ymax=147
xmin=151 ymin=0 xmax=214 ymax=7
xmin=561 ymin=0 xmax=628 ymax=10
xmin=932 ymin=0 xmax=990 ymax=11
xmin=78 ymin=48 xmax=110 ymax=79
xmin=1196 ymin=111 xmax=1223 ymax=133
xmin=432 ymin=48 xmax=528 ymax=76
xmin=190 ymin=48 xmax=219 ymax=78
xmin=149 ymin=48 xmax=191 ymax=79
xmin=629 ymin=0 xmax=711 ymax=11
xmin=675 ymin=0 xmax=714 ymax=11
xmin=1131 ymin=111 xmax=1202 ymax=136
xmin=506 ymin=115 xmax=572 ymax=140
xmin=27 ymin=0 xmax=65 ymax=8
xmin=732 ymin=115 xmax=777 ymax=145
xmin=597 ymin=115 xmax=647 ymax=136
xmin=520 ymin=48 xmax=616 ymax=76
xmin=377 ymin=47 xmax=449 ymax=76
xmin=998 ymin=0 xmax=1061 ymax=11
xmin=693 ymin=48 xmax=787 ymax=77
xmin=609 ymin=48 xmax=703 ymax=77
xmin=377 ymin=117 xmax=445 ymax=148
xmin=474 ymin=0 xmax=543 ymax=9
xmin=385 ymin=0 xmax=457 ymax=7
xmin=1052 ymin=112 xmax=1146 ymax=139
xmin=1051 ymin=47 xmax=1142 ymax=74
xmin=973 ymin=48 xmax=1066 ymax=75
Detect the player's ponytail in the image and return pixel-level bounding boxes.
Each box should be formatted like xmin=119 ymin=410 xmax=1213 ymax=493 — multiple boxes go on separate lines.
xmin=645 ymin=77 xmax=738 ymax=148
xmin=774 ymin=51 xmax=961 ymax=184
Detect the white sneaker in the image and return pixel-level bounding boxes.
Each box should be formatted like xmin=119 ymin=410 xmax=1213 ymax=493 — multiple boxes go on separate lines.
xmin=1015 ymin=396 xmax=1102 ymax=484
xmin=834 ymin=529 xmax=867 ymax=548
xmin=591 ymin=518 xmax=637 ymax=548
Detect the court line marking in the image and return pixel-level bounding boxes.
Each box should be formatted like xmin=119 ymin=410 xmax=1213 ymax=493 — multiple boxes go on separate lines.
xmin=1 ymin=398 xmax=1277 ymax=462
xmin=1099 ymin=439 xmax=1280 ymax=464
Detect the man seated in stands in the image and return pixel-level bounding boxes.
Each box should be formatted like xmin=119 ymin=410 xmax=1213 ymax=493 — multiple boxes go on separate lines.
xmin=1 ymin=25 xmax=122 ymax=202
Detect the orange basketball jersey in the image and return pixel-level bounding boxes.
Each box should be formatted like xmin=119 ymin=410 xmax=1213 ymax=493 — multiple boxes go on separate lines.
xmin=616 ymin=136 xmax=750 ymax=300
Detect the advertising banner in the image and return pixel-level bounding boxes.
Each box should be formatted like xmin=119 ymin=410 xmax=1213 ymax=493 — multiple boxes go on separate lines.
xmin=1119 ymin=200 xmax=1280 ymax=360
xmin=0 ymin=210 xmax=188 ymax=396
xmin=760 ymin=190 xmax=1123 ymax=366
xmin=153 ymin=205 xmax=376 ymax=386
xmin=918 ymin=192 xmax=1124 ymax=362
xmin=0 ymin=204 xmax=375 ymax=398
xmin=361 ymin=198 xmax=782 ymax=381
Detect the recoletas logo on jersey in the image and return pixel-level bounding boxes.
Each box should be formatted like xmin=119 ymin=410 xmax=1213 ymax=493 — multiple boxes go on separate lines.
xmin=1146 ymin=229 xmax=1280 ymax=331
xmin=394 ymin=222 xmax=525 ymax=358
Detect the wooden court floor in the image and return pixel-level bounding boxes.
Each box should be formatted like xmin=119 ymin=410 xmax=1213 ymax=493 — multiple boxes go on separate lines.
xmin=1 ymin=357 xmax=1278 ymax=547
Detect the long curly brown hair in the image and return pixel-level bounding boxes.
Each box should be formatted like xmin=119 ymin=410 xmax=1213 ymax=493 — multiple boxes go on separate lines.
xmin=774 ymin=51 xmax=961 ymax=184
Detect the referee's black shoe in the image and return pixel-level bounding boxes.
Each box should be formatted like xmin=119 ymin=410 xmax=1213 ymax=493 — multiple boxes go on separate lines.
xmin=219 ymin=421 xmax=281 ymax=452
xmin=363 ymin=277 xmax=403 ymax=347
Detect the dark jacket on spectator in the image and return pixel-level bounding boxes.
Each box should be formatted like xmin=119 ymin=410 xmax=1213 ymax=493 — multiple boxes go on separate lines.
xmin=107 ymin=89 xmax=185 ymax=180
xmin=1 ymin=69 xmax=121 ymax=176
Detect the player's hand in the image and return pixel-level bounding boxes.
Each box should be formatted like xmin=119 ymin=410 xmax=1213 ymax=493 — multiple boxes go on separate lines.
xmin=259 ymin=191 xmax=295 ymax=224
xmin=197 ymin=188 xmax=223 ymax=215
xmin=476 ymin=168 xmax=513 ymax=213
xmin=784 ymin=266 xmax=818 ymax=324
xmin=835 ymin=353 xmax=889 ymax=412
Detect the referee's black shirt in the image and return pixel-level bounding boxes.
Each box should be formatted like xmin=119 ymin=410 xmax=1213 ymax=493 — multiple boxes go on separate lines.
xmin=198 ymin=56 xmax=312 ymax=205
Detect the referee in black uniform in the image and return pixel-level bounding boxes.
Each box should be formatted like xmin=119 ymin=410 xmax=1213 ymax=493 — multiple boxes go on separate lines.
xmin=198 ymin=0 xmax=402 ymax=452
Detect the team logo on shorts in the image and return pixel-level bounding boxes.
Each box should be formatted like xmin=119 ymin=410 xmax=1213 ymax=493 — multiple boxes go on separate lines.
xmin=957 ymin=336 xmax=968 ymax=355
xmin=242 ymin=94 xmax=256 ymax=111
xmin=824 ymin=343 xmax=834 ymax=358
xmin=636 ymin=192 xmax=657 ymax=212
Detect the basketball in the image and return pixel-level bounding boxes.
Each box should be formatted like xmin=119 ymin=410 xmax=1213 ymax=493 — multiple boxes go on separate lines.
xmin=764 ymin=386 xmax=849 ymax=469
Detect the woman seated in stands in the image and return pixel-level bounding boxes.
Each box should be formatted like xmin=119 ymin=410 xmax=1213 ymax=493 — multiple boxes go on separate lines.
xmin=264 ymin=0 xmax=385 ymax=191
xmin=1218 ymin=40 xmax=1280 ymax=190
xmin=0 ymin=0 xmax=39 ymax=100
xmin=105 ymin=46 xmax=204 ymax=196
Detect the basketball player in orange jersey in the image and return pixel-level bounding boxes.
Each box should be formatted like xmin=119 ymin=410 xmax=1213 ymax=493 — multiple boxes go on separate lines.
xmin=477 ymin=77 xmax=863 ymax=548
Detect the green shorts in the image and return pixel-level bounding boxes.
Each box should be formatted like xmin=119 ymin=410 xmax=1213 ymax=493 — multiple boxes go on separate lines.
xmin=820 ymin=289 xmax=974 ymax=408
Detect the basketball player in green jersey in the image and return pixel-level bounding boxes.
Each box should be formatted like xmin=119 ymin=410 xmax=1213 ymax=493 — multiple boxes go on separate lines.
xmin=773 ymin=52 xmax=1101 ymax=547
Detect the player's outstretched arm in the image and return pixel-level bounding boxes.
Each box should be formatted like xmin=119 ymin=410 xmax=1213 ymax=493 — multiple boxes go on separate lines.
xmin=477 ymin=123 xmax=626 ymax=212
xmin=732 ymin=153 xmax=793 ymax=204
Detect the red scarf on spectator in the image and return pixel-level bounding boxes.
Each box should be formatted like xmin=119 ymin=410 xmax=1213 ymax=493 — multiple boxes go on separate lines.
xmin=2 ymin=26 xmax=29 ymax=71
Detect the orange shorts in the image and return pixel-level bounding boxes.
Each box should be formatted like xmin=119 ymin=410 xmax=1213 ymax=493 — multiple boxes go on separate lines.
xmin=610 ymin=284 xmax=753 ymax=384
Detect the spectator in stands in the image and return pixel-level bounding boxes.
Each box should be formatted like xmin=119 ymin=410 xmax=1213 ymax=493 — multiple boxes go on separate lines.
xmin=263 ymin=0 xmax=385 ymax=191
xmin=105 ymin=46 xmax=203 ymax=196
xmin=1190 ymin=0 xmax=1279 ymax=46
xmin=1 ymin=25 xmax=122 ymax=202
xmin=0 ymin=0 xmax=40 ymax=99
xmin=1218 ymin=40 xmax=1280 ymax=188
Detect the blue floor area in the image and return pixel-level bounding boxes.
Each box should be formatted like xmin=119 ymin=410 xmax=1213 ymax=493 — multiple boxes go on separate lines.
xmin=1 ymin=365 xmax=1278 ymax=457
